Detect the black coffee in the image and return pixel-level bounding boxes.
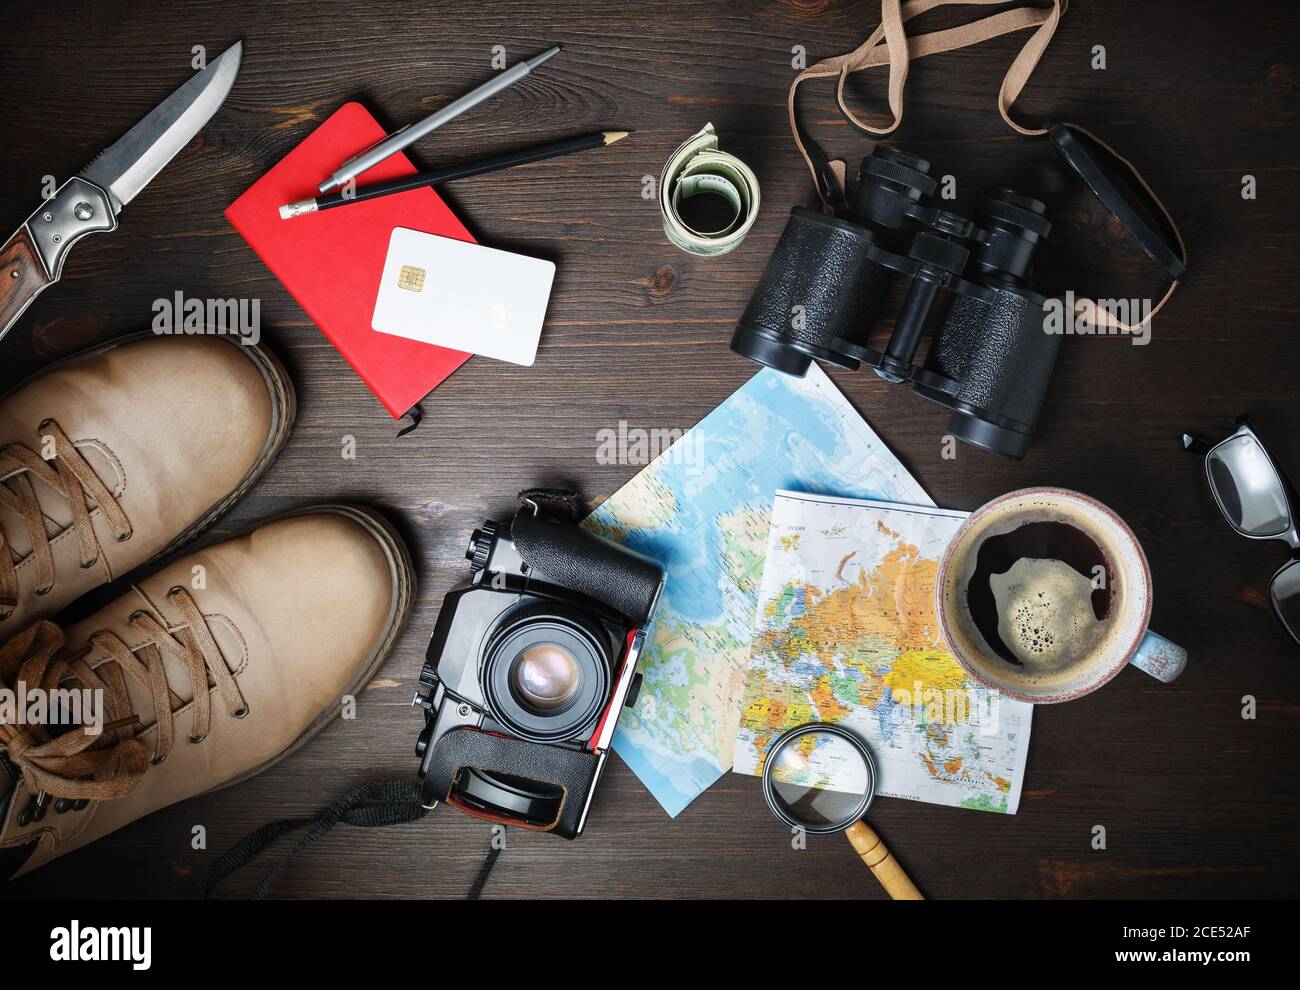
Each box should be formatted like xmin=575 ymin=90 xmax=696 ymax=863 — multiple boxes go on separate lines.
xmin=966 ymin=521 xmax=1114 ymax=667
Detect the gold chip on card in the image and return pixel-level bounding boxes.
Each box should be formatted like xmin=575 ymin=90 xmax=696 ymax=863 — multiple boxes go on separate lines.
xmin=397 ymin=265 xmax=426 ymax=292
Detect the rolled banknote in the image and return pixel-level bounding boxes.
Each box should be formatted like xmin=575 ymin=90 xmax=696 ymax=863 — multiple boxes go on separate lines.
xmin=659 ymin=123 xmax=760 ymax=256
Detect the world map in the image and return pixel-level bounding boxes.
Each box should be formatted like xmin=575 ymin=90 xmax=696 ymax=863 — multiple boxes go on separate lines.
xmin=583 ymin=365 xmax=932 ymax=816
xmin=732 ymin=492 xmax=1034 ymax=814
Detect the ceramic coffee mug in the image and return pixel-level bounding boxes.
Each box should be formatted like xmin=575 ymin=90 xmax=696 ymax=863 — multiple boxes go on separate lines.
xmin=936 ymin=487 xmax=1187 ymax=703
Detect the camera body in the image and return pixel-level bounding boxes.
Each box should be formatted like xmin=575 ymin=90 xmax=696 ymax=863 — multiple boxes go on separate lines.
xmin=415 ymin=499 xmax=664 ymax=838
xmin=731 ymin=145 xmax=1053 ymax=459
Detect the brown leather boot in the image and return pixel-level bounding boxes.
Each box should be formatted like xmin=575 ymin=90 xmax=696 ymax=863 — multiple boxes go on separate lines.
xmin=0 ymin=505 xmax=415 ymax=878
xmin=0 ymin=332 xmax=294 ymax=636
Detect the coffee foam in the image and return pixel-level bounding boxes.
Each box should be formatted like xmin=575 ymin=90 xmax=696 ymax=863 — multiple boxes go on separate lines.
xmin=990 ymin=558 xmax=1110 ymax=673
xmin=944 ymin=492 xmax=1145 ymax=696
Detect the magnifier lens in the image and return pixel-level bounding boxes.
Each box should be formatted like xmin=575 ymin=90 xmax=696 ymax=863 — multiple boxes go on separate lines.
xmin=765 ymin=727 xmax=874 ymax=832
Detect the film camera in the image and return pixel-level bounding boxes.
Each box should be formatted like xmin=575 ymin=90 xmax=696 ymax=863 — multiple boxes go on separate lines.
xmin=731 ymin=144 xmax=1054 ymax=460
xmin=414 ymin=491 xmax=664 ymax=838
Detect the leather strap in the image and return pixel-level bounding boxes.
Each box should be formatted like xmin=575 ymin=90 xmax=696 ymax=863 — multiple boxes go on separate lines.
xmin=787 ymin=0 xmax=1186 ymax=334
xmin=518 ymin=487 xmax=582 ymax=520
xmin=789 ymin=0 xmax=1068 ymax=201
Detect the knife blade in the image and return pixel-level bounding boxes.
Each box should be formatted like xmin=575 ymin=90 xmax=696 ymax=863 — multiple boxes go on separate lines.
xmin=0 ymin=41 xmax=242 ymax=343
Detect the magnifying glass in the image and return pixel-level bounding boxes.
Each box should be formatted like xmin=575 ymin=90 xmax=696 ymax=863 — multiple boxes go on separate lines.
xmin=761 ymin=722 xmax=923 ymax=900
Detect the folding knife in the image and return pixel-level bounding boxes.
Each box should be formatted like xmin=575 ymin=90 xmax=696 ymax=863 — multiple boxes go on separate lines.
xmin=0 ymin=41 xmax=242 ymax=342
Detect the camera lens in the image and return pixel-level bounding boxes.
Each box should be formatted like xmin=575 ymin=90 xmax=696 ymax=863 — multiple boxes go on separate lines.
xmin=513 ymin=644 xmax=582 ymax=711
xmin=482 ymin=605 xmax=612 ymax=743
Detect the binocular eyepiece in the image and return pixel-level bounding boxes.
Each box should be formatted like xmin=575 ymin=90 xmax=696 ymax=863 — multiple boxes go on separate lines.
xmin=731 ymin=145 xmax=1054 ymax=459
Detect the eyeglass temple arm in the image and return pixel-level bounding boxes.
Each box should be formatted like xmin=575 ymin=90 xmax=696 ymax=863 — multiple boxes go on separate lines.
xmin=1182 ymin=433 xmax=1214 ymax=455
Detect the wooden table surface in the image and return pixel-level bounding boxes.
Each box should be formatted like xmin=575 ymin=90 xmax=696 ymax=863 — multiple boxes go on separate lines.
xmin=2 ymin=0 xmax=1297 ymax=900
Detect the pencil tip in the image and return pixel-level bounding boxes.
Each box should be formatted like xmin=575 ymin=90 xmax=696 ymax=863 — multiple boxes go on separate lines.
xmin=604 ymin=130 xmax=630 ymax=144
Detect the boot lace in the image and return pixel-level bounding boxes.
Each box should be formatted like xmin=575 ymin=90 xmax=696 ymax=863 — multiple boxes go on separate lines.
xmin=0 ymin=418 xmax=132 ymax=619
xmin=0 ymin=588 xmax=245 ymax=806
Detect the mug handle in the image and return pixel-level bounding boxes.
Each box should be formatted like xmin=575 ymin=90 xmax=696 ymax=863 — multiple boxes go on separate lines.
xmin=1129 ymin=629 xmax=1187 ymax=683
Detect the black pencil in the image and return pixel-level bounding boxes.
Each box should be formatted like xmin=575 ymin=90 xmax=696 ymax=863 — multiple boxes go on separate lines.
xmin=278 ymin=130 xmax=630 ymax=219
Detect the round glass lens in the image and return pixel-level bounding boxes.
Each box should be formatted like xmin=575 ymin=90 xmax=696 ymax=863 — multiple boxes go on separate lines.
xmin=512 ymin=644 xmax=581 ymax=710
xmin=1208 ymin=433 xmax=1291 ymax=538
xmin=1271 ymin=559 xmax=1300 ymax=643
xmin=766 ymin=727 xmax=873 ymax=831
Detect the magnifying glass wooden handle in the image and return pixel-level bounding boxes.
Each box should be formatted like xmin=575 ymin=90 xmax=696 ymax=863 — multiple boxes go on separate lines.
xmin=845 ymin=821 xmax=923 ymax=900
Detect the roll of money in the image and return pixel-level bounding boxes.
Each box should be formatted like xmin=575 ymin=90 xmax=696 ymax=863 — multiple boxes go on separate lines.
xmin=659 ymin=123 xmax=760 ymax=257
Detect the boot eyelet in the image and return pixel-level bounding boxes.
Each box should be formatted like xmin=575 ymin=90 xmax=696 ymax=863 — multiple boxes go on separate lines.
xmin=37 ymin=418 xmax=55 ymax=431
xmin=80 ymin=558 xmax=99 ymax=570
xmin=128 ymin=609 xmax=146 ymax=623
xmin=116 ymin=530 xmax=133 ymax=543
xmin=16 ymin=802 xmax=33 ymax=827
xmin=34 ymin=586 xmax=52 ymax=597
xmin=150 ymin=753 xmax=167 ymax=766
xmin=167 ymin=586 xmax=186 ymax=599
xmin=232 ymin=706 xmax=249 ymax=719
xmin=53 ymin=798 xmax=74 ymax=814
xmin=26 ymin=794 xmax=49 ymax=823
xmin=189 ymin=734 xmax=206 ymax=744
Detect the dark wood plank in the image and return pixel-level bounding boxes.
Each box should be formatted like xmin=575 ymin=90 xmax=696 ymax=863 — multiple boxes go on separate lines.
xmin=1 ymin=0 xmax=1298 ymax=899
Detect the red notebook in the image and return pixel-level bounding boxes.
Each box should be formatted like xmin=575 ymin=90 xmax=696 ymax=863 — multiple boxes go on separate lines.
xmin=226 ymin=101 xmax=472 ymax=419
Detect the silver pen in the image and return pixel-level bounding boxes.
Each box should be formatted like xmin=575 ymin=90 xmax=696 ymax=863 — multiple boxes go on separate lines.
xmin=317 ymin=45 xmax=561 ymax=194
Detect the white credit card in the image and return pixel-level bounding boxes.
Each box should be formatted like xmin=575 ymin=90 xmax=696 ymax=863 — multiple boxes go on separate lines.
xmin=371 ymin=226 xmax=556 ymax=366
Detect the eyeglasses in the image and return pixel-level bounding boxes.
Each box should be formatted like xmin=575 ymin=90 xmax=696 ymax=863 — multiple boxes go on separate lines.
xmin=1184 ymin=415 xmax=1300 ymax=647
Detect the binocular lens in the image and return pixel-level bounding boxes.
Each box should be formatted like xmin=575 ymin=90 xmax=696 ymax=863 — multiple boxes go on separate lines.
xmin=971 ymin=188 xmax=1051 ymax=283
xmin=851 ymin=146 xmax=937 ymax=229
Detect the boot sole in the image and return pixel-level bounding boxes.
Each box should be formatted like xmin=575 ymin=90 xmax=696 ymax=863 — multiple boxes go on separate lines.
xmin=1 ymin=330 xmax=296 ymax=597
xmin=204 ymin=503 xmax=417 ymax=794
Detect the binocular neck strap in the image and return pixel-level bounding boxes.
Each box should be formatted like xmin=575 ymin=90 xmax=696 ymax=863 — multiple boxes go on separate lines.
xmin=788 ymin=0 xmax=1188 ymax=335
xmin=788 ymin=0 xmax=1067 ymax=204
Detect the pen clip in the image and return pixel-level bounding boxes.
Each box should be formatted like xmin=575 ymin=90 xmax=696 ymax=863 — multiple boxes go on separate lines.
xmin=337 ymin=123 xmax=412 ymax=176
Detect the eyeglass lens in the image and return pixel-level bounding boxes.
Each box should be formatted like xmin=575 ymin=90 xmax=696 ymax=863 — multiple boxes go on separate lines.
xmin=1270 ymin=559 xmax=1300 ymax=644
xmin=1207 ymin=433 xmax=1292 ymax=538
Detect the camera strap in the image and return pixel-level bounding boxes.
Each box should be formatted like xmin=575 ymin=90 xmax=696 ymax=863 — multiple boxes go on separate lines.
xmin=518 ymin=486 xmax=583 ymax=520
xmin=788 ymin=0 xmax=1187 ymax=334
xmin=204 ymin=778 xmax=504 ymax=900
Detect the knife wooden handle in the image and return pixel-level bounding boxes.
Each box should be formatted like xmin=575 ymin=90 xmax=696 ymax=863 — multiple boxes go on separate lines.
xmin=846 ymin=820 xmax=924 ymax=900
xmin=0 ymin=226 xmax=53 ymax=341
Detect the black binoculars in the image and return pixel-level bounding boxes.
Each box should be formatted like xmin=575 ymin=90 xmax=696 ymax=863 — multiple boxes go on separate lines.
xmin=731 ymin=146 xmax=1054 ymax=459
